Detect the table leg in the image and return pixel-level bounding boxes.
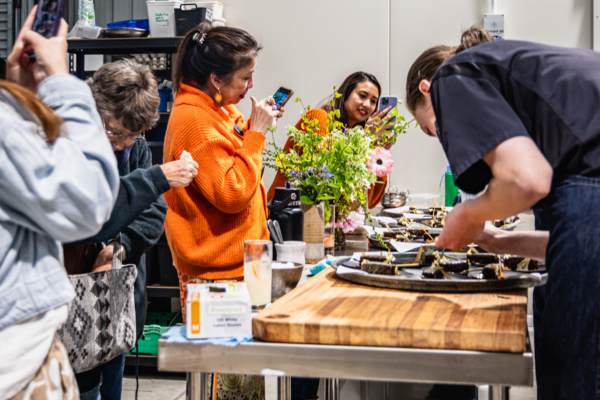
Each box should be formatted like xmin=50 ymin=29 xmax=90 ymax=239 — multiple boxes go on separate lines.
xmin=188 ymin=372 xmax=208 ymax=400
xmin=489 ymin=385 xmax=510 ymax=400
xmin=359 ymin=381 xmax=368 ymax=400
xmin=324 ymin=378 xmax=340 ymax=400
xmin=276 ymin=376 xmax=291 ymax=400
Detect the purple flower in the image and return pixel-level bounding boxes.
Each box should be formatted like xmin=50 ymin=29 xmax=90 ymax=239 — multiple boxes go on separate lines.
xmin=319 ymin=166 xmax=334 ymax=179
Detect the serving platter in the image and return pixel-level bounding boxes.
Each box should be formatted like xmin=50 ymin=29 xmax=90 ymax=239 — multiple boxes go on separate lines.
xmin=379 ymin=207 xmax=520 ymax=231
xmin=332 ymin=250 xmax=546 ymax=292
xmin=368 ymin=227 xmax=442 ymax=249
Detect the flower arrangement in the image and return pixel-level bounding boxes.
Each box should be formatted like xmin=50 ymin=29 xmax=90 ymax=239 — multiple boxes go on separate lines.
xmin=264 ymin=92 xmax=410 ymax=231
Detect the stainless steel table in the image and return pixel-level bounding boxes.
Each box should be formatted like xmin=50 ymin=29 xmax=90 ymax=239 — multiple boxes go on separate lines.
xmin=158 ymin=327 xmax=533 ymax=400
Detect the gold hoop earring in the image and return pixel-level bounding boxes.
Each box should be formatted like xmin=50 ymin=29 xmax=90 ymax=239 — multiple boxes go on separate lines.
xmin=214 ymin=89 xmax=222 ymax=105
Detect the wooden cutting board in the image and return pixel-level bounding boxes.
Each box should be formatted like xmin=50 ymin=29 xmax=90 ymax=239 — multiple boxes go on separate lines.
xmin=253 ymin=267 xmax=528 ymax=353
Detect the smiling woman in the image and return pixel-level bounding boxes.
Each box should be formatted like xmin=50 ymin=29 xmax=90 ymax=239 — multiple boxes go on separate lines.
xmin=267 ymin=71 xmax=393 ymax=208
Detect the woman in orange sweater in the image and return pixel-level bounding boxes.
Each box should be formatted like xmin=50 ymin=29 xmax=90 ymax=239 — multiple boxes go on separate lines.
xmin=163 ymin=23 xmax=280 ymax=301
xmin=164 ymin=23 xmax=281 ymax=399
xmin=268 ymin=71 xmax=392 ymax=207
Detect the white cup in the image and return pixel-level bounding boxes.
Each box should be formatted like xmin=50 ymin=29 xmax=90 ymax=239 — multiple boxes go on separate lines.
xmin=275 ymin=241 xmax=306 ymax=265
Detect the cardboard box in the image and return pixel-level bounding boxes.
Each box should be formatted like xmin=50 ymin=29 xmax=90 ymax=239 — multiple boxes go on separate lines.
xmin=186 ymin=282 xmax=252 ymax=339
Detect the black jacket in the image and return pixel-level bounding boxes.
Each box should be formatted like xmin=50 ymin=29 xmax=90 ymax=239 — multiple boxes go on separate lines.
xmin=76 ymin=137 xmax=169 ymax=391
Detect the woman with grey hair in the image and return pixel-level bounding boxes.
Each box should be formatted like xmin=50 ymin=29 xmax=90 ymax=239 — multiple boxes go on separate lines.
xmin=69 ymin=59 xmax=198 ymax=400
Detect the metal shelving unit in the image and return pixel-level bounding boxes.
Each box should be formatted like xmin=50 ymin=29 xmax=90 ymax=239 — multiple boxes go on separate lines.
xmin=0 ymin=0 xmax=10 ymax=59
xmin=67 ymin=36 xmax=181 ymax=78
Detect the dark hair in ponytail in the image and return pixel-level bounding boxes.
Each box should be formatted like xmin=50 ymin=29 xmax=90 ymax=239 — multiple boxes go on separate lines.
xmin=405 ymin=26 xmax=492 ymax=113
xmin=172 ymin=22 xmax=261 ymax=92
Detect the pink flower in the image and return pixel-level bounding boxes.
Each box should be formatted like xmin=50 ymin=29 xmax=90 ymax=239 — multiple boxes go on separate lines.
xmin=335 ymin=210 xmax=366 ymax=233
xmin=367 ymin=147 xmax=394 ymax=178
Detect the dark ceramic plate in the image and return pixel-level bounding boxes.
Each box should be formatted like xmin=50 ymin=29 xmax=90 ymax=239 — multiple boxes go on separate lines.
xmin=334 ymin=252 xmax=546 ymax=292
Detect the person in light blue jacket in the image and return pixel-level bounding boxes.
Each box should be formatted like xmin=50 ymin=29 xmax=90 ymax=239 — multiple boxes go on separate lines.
xmin=0 ymin=8 xmax=119 ymax=399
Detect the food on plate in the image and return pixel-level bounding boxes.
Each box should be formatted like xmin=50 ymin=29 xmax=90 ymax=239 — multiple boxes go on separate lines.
xmin=482 ymin=263 xmax=506 ymax=280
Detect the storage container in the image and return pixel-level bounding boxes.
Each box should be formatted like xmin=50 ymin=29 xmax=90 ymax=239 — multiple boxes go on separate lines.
xmin=134 ymin=324 xmax=169 ymax=354
xmin=106 ymin=19 xmax=150 ymax=31
xmin=187 ymin=1 xmax=224 ymax=20
xmin=146 ymin=0 xmax=181 ymax=37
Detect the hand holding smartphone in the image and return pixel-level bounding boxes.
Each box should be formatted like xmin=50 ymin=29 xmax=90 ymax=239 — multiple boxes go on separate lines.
xmin=7 ymin=3 xmax=68 ymax=89
xmin=32 ymin=0 xmax=65 ymax=38
xmin=272 ymin=86 xmax=294 ymax=110
xmin=378 ymin=96 xmax=398 ymax=113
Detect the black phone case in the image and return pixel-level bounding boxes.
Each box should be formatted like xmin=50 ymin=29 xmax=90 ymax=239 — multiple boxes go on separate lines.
xmin=32 ymin=0 xmax=65 ymax=38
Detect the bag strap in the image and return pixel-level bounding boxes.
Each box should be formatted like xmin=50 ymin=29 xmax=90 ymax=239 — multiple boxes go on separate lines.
xmin=111 ymin=233 xmax=126 ymax=269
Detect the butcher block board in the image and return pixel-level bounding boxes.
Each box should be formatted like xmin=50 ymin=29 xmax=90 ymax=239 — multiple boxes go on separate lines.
xmin=253 ymin=267 xmax=528 ymax=353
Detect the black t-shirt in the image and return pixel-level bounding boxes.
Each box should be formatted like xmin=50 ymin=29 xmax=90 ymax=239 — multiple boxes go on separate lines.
xmin=431 ymin=40 xmax=600 ymax=193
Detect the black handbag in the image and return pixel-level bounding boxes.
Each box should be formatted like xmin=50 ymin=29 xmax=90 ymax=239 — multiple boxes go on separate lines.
xmin=175 ymin=4 xmax=213 ymax=36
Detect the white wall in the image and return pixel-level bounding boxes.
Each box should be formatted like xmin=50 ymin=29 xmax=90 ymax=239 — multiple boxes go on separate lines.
xmin=218 ymin=0 xmax=592 ymax=195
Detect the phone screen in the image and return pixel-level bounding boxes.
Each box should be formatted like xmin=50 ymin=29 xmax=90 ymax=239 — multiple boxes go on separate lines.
xmin=32 ymin=0 xmax=64 ymax=38
xmin=378 ymin=96 xmax=398 ymax=112
xmin=273 ymin=87 xmax=293 ymax=109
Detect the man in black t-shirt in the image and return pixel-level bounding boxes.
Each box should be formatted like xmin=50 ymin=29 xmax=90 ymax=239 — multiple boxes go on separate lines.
xmin=406 ymin=28 xmax=600 ymax=400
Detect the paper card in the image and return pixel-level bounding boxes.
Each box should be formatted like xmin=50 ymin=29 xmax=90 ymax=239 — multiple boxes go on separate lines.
xmin=388 ymin=241 xmax=422 ymax=253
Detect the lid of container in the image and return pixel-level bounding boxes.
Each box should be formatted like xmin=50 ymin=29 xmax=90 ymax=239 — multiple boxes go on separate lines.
xmin=273 ymin=186 xmax=300 ymax=203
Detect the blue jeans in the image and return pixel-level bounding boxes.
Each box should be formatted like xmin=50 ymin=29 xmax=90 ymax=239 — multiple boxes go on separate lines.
xmin=534 ymin=175 xmax=600 ymax=400
xmin=78 ymin=353 xmax=126 ymax=400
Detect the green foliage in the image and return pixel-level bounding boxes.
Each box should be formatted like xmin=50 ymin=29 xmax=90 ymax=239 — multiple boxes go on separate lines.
xmin=264 ymin=91 xmax=411 ymax=220
xmin=367 ymin=107 xmax=412 ymax=148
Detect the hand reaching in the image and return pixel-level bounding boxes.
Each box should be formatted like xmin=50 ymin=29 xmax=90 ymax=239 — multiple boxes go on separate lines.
xmin=91 ymin=244 xmax=114 ymax=273
xmin=160 ymin=156 xmax=199 ymax=188
xmin=434 ymin=202 xmax=485 ymax=250
xmin=365 ymin=106 xmax=395 ymax=149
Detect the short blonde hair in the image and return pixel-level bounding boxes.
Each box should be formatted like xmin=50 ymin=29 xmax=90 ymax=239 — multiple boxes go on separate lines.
xmin=89 ymin=59 xmax=159 ymax=133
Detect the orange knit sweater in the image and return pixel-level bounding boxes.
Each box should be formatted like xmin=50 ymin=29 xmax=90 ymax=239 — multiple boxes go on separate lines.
xmin=267 ymin=108 xmax=388 ymax=208
xmin=163 ymin=83 xmax=268 ymax=280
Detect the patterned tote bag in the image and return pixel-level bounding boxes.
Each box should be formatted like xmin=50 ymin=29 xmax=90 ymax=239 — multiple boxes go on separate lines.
xmin=58 ymin=241 xmax=137 ymax=373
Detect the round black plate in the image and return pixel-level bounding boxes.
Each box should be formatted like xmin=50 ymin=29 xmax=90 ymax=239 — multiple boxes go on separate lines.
xmin=333 ymin=255 xmax=547 ymax=293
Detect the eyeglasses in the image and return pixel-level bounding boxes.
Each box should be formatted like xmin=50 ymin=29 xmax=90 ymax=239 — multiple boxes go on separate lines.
xmin=105 ymin=129 xmax=142 ymax=143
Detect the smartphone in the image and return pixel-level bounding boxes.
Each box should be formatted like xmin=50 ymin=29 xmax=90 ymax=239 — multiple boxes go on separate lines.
xmin=378 ymin=96 xmax=398 ymax=113
xmin=272 ymin=86 xmax=294 ymax=110
xmin=32 ymin=0 xmax=65 ymax=38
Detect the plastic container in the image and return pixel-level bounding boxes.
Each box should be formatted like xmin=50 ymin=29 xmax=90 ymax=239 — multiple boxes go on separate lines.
xmin=78 ymin=0 xmax=96 ymax=26
xmin=132 ymin=312 xmax=180 ymax=354
xmin=158 ymin=86 xmax=173 ymax=112
xmin=444 ymin=166 xmax=459 ymax=206
xmin=134 ymin=324 xmax=169 ymax=355
xmin=147 ymin=0 xmax=181 ymax=37
xmin=186 ymin=1 xmax=224 ymax=20
xmin=212 ymin=17 xmax=226 ymax=27
xmin=107 ymin=19 xmax=150 ymax=31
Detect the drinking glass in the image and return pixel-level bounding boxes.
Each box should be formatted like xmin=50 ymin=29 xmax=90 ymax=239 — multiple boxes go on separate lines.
xmin=243 ymin=240 xmax=272 ymax=308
